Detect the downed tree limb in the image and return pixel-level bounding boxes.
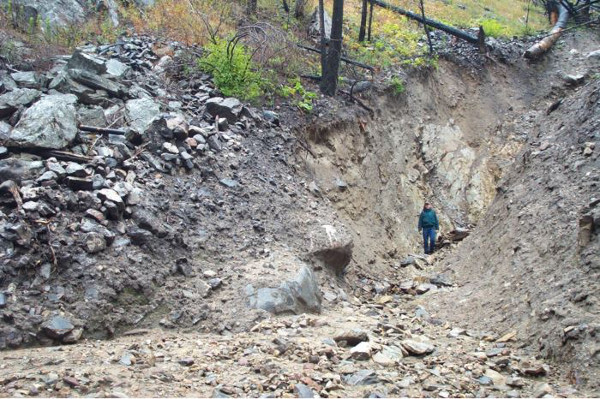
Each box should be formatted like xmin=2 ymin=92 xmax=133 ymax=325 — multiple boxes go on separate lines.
xmin=297 ymin=44 xmax=375 ymax=71
xmin=524 ymin=2 xmax=569 ymax=59
xmin=369 ymin=0 xmax=484 ymax=46
xmin=79 ymin=125 xmax=127 ymax=135
xmin=37 ymin=150 xmax=94 ymax=163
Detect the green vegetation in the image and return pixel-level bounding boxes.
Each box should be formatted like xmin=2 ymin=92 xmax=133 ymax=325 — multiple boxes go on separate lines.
xmin=389 ymin=76 xmax=405 ymax=96
xmin=279 ymin=77 xmax=318 ymax=112
xmin=198 ymin=38 xmax=266 ymax=100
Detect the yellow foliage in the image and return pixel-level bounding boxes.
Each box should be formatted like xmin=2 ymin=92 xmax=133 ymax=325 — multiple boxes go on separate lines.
xmin=127 ymin=0 xmax=238 ymax=45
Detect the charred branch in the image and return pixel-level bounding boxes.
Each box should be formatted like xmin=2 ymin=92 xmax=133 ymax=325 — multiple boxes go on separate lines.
xmin=369 ymin=0 xmax=481 ymax=45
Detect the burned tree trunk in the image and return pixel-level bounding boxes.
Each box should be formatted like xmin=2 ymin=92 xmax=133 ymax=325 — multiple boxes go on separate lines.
xmin=320 ymin=0 xmax=344 ymax=96
xmin=524 ymin=1 xmax=569 ymax=59
xmin=359 ymin=0 xmax=369 ymax=42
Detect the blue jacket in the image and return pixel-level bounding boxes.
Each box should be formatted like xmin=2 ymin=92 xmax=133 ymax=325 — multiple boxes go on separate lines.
xmin=418 ymin=209 xmax=439 ymax=230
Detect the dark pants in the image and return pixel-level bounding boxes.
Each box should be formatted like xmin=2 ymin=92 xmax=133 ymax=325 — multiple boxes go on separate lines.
xmin=423 ymin=227 xmax=436 ymax=254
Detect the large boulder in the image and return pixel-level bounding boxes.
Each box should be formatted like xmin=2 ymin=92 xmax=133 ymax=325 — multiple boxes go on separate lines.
xmin=0 ymin=0 xmax=89 ymax=27
xmin=246 ymin=254 xmax=322 ymax=315
xmin=8 ymin=94 xmax=78 ymax=149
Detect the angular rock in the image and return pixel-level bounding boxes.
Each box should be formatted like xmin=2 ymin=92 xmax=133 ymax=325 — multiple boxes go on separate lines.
xmin=126 ymin=98 xmax=161 ymax=135
xmin=11 ymin=71 xmax=38 ymax=89
xmin=97 ymin=188 xmax=124 ymax=209
xmin=0 ymin=292 xmax=6 ymax=308
xmin=247 ymin=265 xmax=321 ymax=315
xmin=205 ymin=97 xmax=243 ymax=123
xmin=62 ymin=328 xmax=83 ymax=343
xmin=401 ymin=339 xmax=435 ymax=356
xmin=0 ymin=88 xmax=41 ymax=115
xmin=67 ymin=68 xmax=127 ymax=98
xmin=67 ymin=50 xmax=107 ymax=74
xmin=42 ymin=316 xmax=74 ymax=339
xmin=66 ymin=176 xmax=94 ymax=191
xmin=350 ymin=341 xmax=373 ymax=360
xmin=9 ymin=94 xmax=78 ymax=149
xmin=294 ymin=383 xmax=314 ymax=398
xmin=65 ymin=162 xmax=88 ymax=177
xmin=334 ymin=329 xmax=369 ymax=346
xmin=533 ymin=383 xmax=553 ymax=398
xmin=343 ymin=370 xmax=379 ymax=386
xmin=83 ymin=232 xmax=107 ymax=253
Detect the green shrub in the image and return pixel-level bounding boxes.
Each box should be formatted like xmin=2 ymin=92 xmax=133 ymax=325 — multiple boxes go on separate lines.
xmin=389 ymin=76 xmax=405 ymax=96
xmin=278 ymin=77 xmax=317 ymax=113
xmin=479 ymin=18 xmax=507 ymax=38
xmin=198 ymin=38 xmax=264 ymax=100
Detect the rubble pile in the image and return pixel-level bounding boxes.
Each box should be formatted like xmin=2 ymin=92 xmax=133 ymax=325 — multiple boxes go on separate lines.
xmin=0 ymin=36 xmax=351 ymax=348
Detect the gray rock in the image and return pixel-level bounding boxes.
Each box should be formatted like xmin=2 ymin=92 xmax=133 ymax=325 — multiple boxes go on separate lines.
xmin=41 ymin=315 xmax=74 ymax=339
xmin=126 ymin=98 xmax=161 ymax=135
xmin=205 ymin=97 xmax=243 ymax=123
xmin=127 ymin=226 xmax=153 ymax=245
xmin=262 ymin=110 xmax=280 ymax=125
xmin=0 ymin=292 xmax=6 ymax=308
xmin=309 ymin=7 xmax=332 ymax=40
xmin=343 ymin=370 xmax=379 ymax=386
xmin=0 ymin=88 xmax=41 ymax=111
xmin=293 ymin=383 xmax=314 ymax=398
xmin=97 ymin=188 xmax=124 ymax=209
xmin=37 ymin=171 xmax=58 ymax=183
xmin=400 ymin=256 xmax=415 ymax=266
xmin=67 ymin=50 xmax=107 ymax=75
xmin=207 ymin=135 xmax=223 ymax=152
xmin=10 ymin=71 xmax=38 ymax=89
xmin=78 ymin=106 xmax=107 ymax=127
xmin=0 ymin=146 xmax=7 ymax=158
xmin=120 ymin=351 xmax=134 ymax=366
xmin=247 ymin=266 xmax=321 ymax=315
xmin=106 ymin=59 xmax=130 ymax=77
xmin=65 ymin=162 xmax=88 ymax=177
xmin=9 ymin=94 xmax=78 ymax=149
xmin=533 ymin=383 xmax=553 ymax=398
xmin=67 ymin=68 xmax=127 ymax=98
xmin=587 ymin=49 xmax=600 ymax=59
xmin=83 ymin=232 xmax=107 ymax=253
xmin=219 ymin=178 xmax=239 ymax=188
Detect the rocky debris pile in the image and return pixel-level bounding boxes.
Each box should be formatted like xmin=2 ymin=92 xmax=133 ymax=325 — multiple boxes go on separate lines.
xmin=0 ymin=292 xmax=585 ymax=398
xmin=0 ymin=35 xmax=352 ymax=348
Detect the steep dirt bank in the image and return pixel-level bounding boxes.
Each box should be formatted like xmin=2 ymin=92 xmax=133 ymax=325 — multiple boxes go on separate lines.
xmin=300 ymin=31 xmax=600 ymax=391
xmin=428 ymin=59 xmax=600 ymax=390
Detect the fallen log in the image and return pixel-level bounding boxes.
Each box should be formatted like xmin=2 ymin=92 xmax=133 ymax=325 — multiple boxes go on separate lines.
xmin=37 ymin=150 xmax=94 ymax=163
xmin=297 ymin=44 xmax=375 ymax=71
xmin=524 ymin=2 xmax=569 ymax=59
xmin=369 ymin=0 xmax=484 ymax=46
xmin=79 ymin=125 xmax=127 ymax=135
